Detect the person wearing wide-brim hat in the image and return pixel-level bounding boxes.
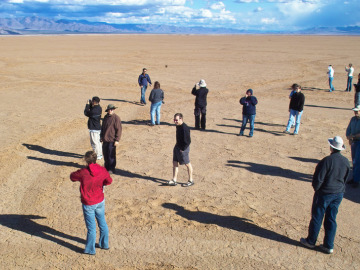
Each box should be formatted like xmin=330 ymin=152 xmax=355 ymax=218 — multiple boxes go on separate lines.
xmin=100 ymin=104 xmax=122 ymax=174
xmin=346 ymin=105 xmax=360 ymax=187
xmin=300 ymin=136 xmax=350 ymax=255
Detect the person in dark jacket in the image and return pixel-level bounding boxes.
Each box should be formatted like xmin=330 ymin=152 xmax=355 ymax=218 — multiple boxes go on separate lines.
xmin=284 ymin=83 xmax=305 ymax=135
xmin=100 ymin=104 xmax=122 ymax=174
xmin=239 ymin=89 xmax=258 ymax=137
xmin=70 ymin=151 xmax=113 ymax=255
xmin=300 ymin=136 xmax=350 ymax=254
xmin=168 ymin=113 xmax=194 ymax=187
xmin=84 ymin=96 xmax=103 ymax=160
xmin=192 ymin=79 xmax=209 ymax=130
xmin=149 ymin=81 xmax=164 ymax=125
xmin=354 ymin=73 xmax=360 ymax=106
xmin=138 ymin=68 xmax=152 ymax=105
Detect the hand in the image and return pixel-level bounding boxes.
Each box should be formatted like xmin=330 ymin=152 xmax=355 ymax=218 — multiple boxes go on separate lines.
xmin=114 ymin=141 xmax=119 ymax=146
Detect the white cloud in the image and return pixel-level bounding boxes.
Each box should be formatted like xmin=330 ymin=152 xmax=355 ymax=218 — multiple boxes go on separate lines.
xmin=254 ymin=7 xmax=263 ymax=12
xmin=200 ymin=9 xmax=213 ymax=18
xmin=210 ymin=2 xmax=225 ymax=10
xmin=261 ymin=17 xmax=277 ymax=24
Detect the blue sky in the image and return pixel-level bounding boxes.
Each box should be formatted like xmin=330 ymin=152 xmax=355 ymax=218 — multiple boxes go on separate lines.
xmin=0 ymin=0 xmax=359 ymax=30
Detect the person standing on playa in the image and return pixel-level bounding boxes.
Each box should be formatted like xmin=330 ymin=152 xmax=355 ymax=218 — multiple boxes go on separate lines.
xmin=354 ymin=73 xmax=360 ymax=106
xmin=284 ymin=84 xmax=305 ymax=135
xmin=346 ymin=105 xmax=360 ymax=188
xmin=238 ymin=89 xmax=258 ymax=137
xmin=345 ymin=63 xmax=354 ymax=92
xmin=300 ymin=136 xmax=350 ymax=254
xmin=138 ymin=68 xmax=152 ymax=105
xmin=84 ymin=96 xmax=103 ymax=160
xmin=148 ymin=81 xmax=164 ymax=126
xmin=100 ymin=104 xmax=122 ymax=174
xmin=70 ymin=151 xmax=113 ymax=255
xmin=192 ymin=79 xmax=209 ymax=130
xmin=168 ymin=113 xmax=194 ymax=187
xmin=327 ymin=65 xmax=335 ymax=92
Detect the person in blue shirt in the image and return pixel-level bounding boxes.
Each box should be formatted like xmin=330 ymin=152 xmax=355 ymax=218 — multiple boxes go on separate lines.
xmin=238 ymin=89 xmax=258 ymax=137
xmin=346 ymin=105 xmax=360 ymax=188
xmin=138 ymin=68 xmax=152 ymax=105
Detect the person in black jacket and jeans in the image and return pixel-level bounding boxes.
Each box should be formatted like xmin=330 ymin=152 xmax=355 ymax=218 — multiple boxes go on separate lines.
xmin=192 ymin=79 xmax=209 ymax=130
xmin=284 ymin=84 xmax=305 ymax=135
xmin=84 ymin=96 xmax=103 ymax=160
xmin=300 ymin=136 xmax=350 ymax=254
xmin=239 ymin=89 xmax=258 ymax=137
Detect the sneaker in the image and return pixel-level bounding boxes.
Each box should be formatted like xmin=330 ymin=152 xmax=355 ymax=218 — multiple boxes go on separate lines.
xmin=108 ymin=170 xmax=114 ymax=175
xmin=182 ymin=181 xmax=194 ymax=187
xmin=97 ymin=155 xmax=103 ymax=160
xmin=167 ymin=180 xmax=177 ymax=186
xmin=283 ymin=130 xmax=290 ymax=134
xmin=300 ymin=237 xmax=315 ymax=249
xmin=238 ymin=133 xmax=244 ymax=136
xmin=319 ymin=245 xmax=333 ymax=254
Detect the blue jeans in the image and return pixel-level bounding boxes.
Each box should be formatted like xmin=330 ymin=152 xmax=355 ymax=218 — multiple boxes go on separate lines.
xmin=140 ymin=85 xmax=148 ymax=104
xmin=306 ymin=192 xmax=343 ymax=249
xmin=351 ymin=140 xmax=360 ymax=183
xmin=329 ymin=77 xmax=335 ymax=92
xmin=240 ymin=114 xmax=255 ymax=136
xmin=150 ymin=101 xmax=162 ymax=125
xmin=82 ymin=200 xmax=109 ymax=254
xmin=346 ymin=76 xmax=353 ymax=91
xmin=285 ymin=109 xmax=303 ymax=134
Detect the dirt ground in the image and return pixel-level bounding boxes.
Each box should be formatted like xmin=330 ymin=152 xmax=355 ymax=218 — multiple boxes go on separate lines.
xmin=0 ymin=34 xmax=359 ymax=270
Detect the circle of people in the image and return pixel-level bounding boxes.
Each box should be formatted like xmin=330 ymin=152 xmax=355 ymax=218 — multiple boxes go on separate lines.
xmin=69 ymin=65 xmax=359 ymax=256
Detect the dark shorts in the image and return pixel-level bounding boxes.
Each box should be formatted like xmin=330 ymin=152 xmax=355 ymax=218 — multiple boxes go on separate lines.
xmin=173 ymin=145 xmax=190 ymax=165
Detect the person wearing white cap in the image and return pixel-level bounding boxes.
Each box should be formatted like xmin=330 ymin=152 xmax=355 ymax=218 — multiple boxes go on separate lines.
xmin=191 ymin=79 xmax=209 ymax=130
xmin=300 ymin=136 xmax=350 ymax=254
xmin=346 ymin=105 xmax=360 ymax=187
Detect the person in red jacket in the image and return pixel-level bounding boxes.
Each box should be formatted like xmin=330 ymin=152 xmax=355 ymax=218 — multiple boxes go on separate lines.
xmin=70 ymin=151 xmax=113 ymax=255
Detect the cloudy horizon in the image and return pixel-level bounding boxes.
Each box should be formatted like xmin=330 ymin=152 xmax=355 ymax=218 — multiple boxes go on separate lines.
xmin=0 ymin=0 xmax=359 ymax=31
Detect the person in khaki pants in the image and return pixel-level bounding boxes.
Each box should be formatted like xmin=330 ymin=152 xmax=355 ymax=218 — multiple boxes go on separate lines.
xmin=84 ymin=96 xmax=103 ymax=160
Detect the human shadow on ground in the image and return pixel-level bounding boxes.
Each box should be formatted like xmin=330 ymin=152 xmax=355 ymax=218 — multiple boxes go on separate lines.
xmin=0 ymin=214 xmax=84 ymax=253
xmin=224 ymin=118 xmax=285 ymax=128
xmin=227 ymin=160 xmax=312 ymax=182
xmin=217 ymin=123 xmax=284 ymax=137
xmin=301 ymin=86 xmax=329 ymax=92
xmin=162 ymin=203 xmax=300 ymax=247
xmin=101 ymin=98 xmax=142 ymax=106
xmin=344 ymin=185 xmax=360 ymax=204
xmin=115 ymin=169 xmax=169 ymax=185
xmin=121 ymin=120 xmax=173 ymax=126
xmin=289 ymin=156 xmax=320 ymax=164
xmin=27 ymin=156 xmax=82 ymax=169
xmin=305 ymin=104 xmax=351 ymax=111
xmin=23 ymin=144 xmax=83 ymax=158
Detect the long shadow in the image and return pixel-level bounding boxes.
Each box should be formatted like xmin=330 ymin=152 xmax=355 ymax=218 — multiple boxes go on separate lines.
xmin=227 ymin=160 xmax=312 ymax=182
xmin=344 ymin=185 xmax=360 ymax=204
xmin=101 ymin=98 xmax=142 ymax=106
xmin=224 ymin=118 xmax=285 ymax=128
xmin=162 ymin=203 xmax=300 ymax=247
xmin=23 ymin=144 xmax=83 ymax=158
xmin=289 ymin=156 xmax=320 ymax=164
xmin=115 ymin=169 xmax=168 ymax=185
xmin=305 ymin=104 xmax=351 ymax=111
xmin=122 ymin=120 xmax=173 ymax=126
xmin=27 ymin=156 xmax=82 ymax=169
xmin=217 ymin=124 xmax=284 ymax=137
xmin=301 ymin=86 xmax=329 ymax=91
xmin=0 ymin=214 xmax=84 ymax=253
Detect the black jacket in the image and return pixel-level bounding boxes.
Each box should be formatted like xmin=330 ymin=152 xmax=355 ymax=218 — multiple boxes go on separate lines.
xmin=84 ymin=104 xmax=102 ymax=130
xmin=192 ymin=86 xmax=208 ymax=108
xmin=176 ymin=123 xmax=191 ymax=151
xmin=289 ymin=91 xmax=305 ymax=112
xmin=312 ymin=152 xmax=350 ymax=194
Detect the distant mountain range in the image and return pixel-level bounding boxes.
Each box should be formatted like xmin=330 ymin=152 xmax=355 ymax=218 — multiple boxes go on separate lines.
xmin=0 ymin=16 xmax=359 ymax=35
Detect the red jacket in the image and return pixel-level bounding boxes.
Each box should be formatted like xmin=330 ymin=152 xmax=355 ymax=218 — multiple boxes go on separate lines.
xmin=70 ymin=163 xmax=113 ymax=205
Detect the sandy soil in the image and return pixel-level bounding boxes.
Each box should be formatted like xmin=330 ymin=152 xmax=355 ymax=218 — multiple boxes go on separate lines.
xmin=0 ymin=34 xmax=359 ymax=270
